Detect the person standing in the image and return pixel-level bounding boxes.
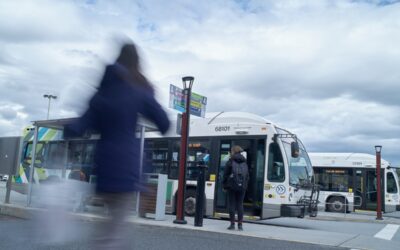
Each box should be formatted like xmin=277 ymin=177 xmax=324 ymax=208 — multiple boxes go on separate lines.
xmin=222 ymin=145 xmax=249 ymax=231
xmin=65 ymin=41 xmax=170 ymax=249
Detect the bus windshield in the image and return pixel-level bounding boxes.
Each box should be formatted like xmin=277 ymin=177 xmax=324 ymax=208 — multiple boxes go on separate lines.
xmin=277 ymin=129 xmax=313 ymax=187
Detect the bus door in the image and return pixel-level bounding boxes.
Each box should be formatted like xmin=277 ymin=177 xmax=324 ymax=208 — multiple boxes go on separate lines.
xmin=354 ymin=169 xmax=385 ymax=211
xmin=214 ymin=139 xmax=265 ymax=218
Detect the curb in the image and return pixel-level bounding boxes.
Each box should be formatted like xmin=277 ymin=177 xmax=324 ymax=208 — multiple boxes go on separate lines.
xmin=3 ymin=202 xmax=400 ymax=225
xmin=307 ymin=215 xmax=400 ymax=225
xmin=0 ymin=203 xmax=108 ymax=222
xmin=0 ymin=203 xmax=35 ymax=219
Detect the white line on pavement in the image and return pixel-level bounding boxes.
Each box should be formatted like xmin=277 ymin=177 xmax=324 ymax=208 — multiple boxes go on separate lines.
xmin=374 ymin=224 xmax=399 ymax=241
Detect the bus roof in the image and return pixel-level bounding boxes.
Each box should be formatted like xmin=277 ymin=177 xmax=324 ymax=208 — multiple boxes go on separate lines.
xmin=147 ymin=111 xmax=278 ymax=138
xmin=30 ymin=116 xmax=159 ymax=132
xmin=309 ymin=152 xmax=391 ymax=169
xmin=203 ymin=111 xmax=273 ymax=125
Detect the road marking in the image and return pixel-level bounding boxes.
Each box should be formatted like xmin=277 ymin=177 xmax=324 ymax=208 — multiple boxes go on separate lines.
xmin=374 ymin=224 xmax=399 ymax=240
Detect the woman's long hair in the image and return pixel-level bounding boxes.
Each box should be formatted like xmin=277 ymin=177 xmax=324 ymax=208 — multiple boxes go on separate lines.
xmin=116 ymin=43 xmax=154 ymax=93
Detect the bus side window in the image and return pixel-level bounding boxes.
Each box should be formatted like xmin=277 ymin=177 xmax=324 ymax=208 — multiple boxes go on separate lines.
xmin=267 ymin=142 xmax=285 ymax=182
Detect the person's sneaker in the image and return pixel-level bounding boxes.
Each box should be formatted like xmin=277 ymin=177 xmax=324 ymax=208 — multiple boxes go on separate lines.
xmin=238 ymin=224 xmax=243 ymax=231
xmin=227 ymin=224 xmax=235 ymax=230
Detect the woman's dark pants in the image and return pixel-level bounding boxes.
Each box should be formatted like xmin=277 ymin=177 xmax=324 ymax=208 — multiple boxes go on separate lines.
xmin=228 ymin=189 xmax=245 ymax=223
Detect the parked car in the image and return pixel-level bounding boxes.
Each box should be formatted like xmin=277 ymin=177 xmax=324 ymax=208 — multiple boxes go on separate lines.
xmin=1 ymin=175 xmax=9 ymax=181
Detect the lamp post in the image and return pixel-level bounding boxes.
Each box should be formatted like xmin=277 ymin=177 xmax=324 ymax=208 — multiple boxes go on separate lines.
xmin=173 ymin=76 xmax=194 ymax=225
xmin=43 ymin=94 xmax=57 ymax=120
xmin=375 ymin=145 xmax=383 ymax=220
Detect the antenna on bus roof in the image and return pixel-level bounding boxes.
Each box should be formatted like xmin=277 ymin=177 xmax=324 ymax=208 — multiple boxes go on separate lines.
xmin=345 ymin=153 xmax=355 ymax=160
xmin=207 ymin=111 xmax=224 ymax=125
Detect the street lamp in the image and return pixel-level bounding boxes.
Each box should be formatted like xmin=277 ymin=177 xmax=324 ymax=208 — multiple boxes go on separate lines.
xmin=43 ymin=94 xmax=57 ymax=120
xmin=375 ymin=145 xmax=383 ymax=220
xmin=173 ymin=76 xmax=194 ymax=225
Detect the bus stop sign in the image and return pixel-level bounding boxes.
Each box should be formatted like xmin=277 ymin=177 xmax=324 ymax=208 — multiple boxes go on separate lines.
xmin=169 ymin=84 xmax=207 ymax=118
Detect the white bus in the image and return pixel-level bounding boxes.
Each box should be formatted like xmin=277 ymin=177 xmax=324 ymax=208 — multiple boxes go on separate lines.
xmin=144 ymin=111 xmax=318 ymax=219
xmin=310 ymin=153 xmax=400 ymax=213
xmin=16 ymin=112 xmax=318 ymax=219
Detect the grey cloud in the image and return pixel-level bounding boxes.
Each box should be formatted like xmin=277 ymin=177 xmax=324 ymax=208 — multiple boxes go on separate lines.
xmin=0 ymin=107 xmax=17 ymax=120
xmin=0 ymin=1 xmax=84 ymax=43
xmin=0 ymin=0 xmax=400 ymax=166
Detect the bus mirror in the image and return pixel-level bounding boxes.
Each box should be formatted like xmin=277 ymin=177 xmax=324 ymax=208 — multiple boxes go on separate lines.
xmin=291 ymin=141 xmax=300 ymax=158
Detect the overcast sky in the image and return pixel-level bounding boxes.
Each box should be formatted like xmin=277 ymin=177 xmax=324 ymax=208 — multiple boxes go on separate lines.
xmin=0 ymin=0 xmax=399 ymax=166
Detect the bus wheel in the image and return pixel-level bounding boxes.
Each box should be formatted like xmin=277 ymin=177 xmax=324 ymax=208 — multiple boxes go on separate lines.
xmin=184 ymin=189 xmax=196 ymax=216
xmin=328 ymin=197 xmax=346 ymax=213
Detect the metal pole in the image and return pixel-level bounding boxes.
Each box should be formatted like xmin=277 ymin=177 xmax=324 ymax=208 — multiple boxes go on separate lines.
xmin=61 ymin=141 xmax=69 ymax=179
xmin=376 ymin=150 xmax=383 ymax=220
xmin=195 ymin=164 xmax=207 ymax=227
xmin=174 ymin=88 xmax=191 ymax=224
xmin=5 ymin=137 xmax=23 ymax=204
xmin=46 ymin=97 xmax=51 ymax=120
xmin=5 ymin=175 xmax=12 ymax=204
xmin=27 ymin=126 xmax=39 ymax=206
xmin=44 ymin=94 xmax=56 ymax=120
xmin=136 ymin=125 xmax=146 ymax=216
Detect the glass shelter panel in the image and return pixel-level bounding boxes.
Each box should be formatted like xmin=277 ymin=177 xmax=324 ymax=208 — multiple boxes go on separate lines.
xmin=144 ymin=140 xmax=169 ymax=175
xmin=67 ymin=141 xmax=96 ymax=182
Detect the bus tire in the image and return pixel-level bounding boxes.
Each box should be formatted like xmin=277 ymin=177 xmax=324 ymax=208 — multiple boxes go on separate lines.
xmin=184 ymin=188 xmax=197 ymax=216
xmin=328 ymin=196 xmax=346 ymax=213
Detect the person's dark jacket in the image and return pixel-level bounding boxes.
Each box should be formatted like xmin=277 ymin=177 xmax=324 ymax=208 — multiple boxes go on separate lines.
xmin=65 ymin=64 xmax=170 ymax=192
xmin=222 ymin=153 xmax=249 ymax=190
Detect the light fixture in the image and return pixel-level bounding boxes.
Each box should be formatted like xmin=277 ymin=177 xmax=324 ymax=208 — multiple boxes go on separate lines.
xmin=43 ymin=94 xmax=57 ymax=120
xmin=182 ymin=76 xmax=194 ymax=89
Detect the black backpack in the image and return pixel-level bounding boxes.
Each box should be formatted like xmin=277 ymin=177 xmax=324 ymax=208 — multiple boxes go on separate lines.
xmin=228 ymin=161 xmax=248 ymax=191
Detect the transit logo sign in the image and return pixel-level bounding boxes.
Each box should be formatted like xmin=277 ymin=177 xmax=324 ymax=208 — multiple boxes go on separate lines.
xmin=169 ymin=84 xmax=207 ymax=118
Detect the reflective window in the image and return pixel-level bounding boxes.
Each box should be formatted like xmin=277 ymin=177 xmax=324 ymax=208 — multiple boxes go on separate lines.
xmin=45 ymin=142 xmax=66 ymax=169
xmin=387 ymin=172 xmax=398 ymax=194
xmin=275 ymin=128 xmax=313 ymax=187
xmin=144 ymin=139 xmax=211 ymax=180
xmin=314 ymin=168 xmax=352 ymax=192
xmin=267 ymin=142 xmax=285 ymax=182
xmin=186 ymin=140 xmax=211 ymax=180
xmin=24 ymin=142 xmax=46 ymax=165
xmin=67 ymin=141 xmax=96 ymax=182
xmin=170 ymin=140 xmax=180 ymax=179
xmin=144 ymin=140 xmax=169 ymax=176
xmin=255 ymin=140 xmax=266 ymax=206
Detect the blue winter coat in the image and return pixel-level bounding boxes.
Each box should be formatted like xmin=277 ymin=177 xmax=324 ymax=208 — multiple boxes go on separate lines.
xmin=65 ymin=64 xmax=170 ymax=192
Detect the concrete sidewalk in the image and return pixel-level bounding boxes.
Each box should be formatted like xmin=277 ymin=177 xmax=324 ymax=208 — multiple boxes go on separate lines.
xmin=309 ymin=211 xmax=400 ymax=225
xmin=1 ymin=202 xmax=400 ymax=250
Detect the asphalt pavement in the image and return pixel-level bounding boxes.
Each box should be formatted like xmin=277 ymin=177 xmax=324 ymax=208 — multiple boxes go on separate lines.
xmin=1 ymin=181 xmax=400 ymax=250
xmin=0 ymin=214 xmax=343 ymax=250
